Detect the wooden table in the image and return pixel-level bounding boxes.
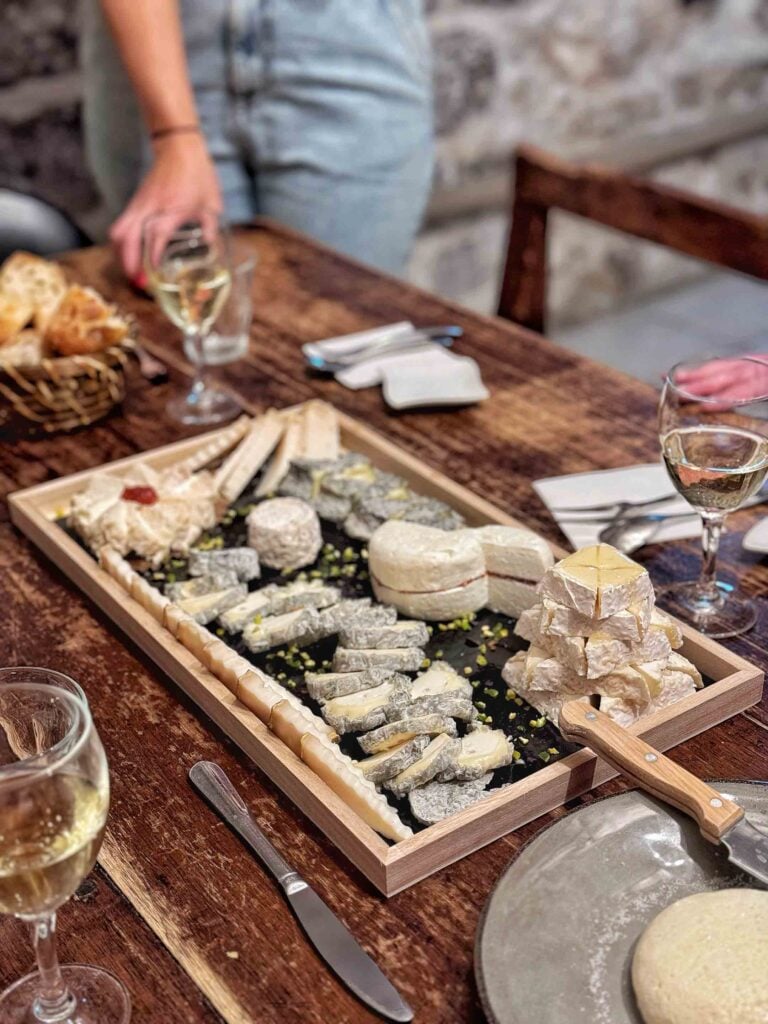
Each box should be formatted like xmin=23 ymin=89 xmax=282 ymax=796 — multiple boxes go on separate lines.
xmin=2 ymin=221 xmax=767 ymax=1024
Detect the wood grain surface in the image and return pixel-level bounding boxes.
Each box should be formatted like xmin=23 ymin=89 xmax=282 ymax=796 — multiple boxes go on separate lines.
xmin=1 ymin=220 xmax=767 ymax=1024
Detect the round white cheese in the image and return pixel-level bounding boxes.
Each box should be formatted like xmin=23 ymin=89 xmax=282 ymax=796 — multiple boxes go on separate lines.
xmin=246 ymin=497 xmax=322 ymax=570
xmin=632 ymin=889 xmax=768 ymax=1024
xmin=368 ymin=521 xmax=485 ymax=593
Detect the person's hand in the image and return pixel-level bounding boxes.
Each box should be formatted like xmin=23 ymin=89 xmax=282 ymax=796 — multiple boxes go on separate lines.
xmin=110 ymin=132 xmax=222 ymax=285
xmin=672 ymin=356 xmax=768 ymax=409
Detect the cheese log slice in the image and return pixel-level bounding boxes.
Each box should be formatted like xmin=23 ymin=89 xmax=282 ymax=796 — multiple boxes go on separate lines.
xmin=299 ymin=734 xmax=412 ymax=842
xmin=387 ymin=693 xmax=475 ymax=723
xmin=385 ymin=735 xmax=461 ymax=798
xmin=305 ymin=669 xmax=408 ymax=702
xmin=439 ymin=729 xmax=515 ymax=782
xmin=163 ymin=603 xmax=188 ymax=638
xmin=409 ymin=775 xmax=492 ymax=825
xmin=176 ymin=618 xmax=215 ymax=662
xmin=243 ymin=608 xmax=321 ymax=653
xmin=410 ymin=662 xmax=473 ymax=700
xmin=131 ymin=577 xmax=171 ymax=623
xmin=539 ymin=597 xmax=653 ymax=643
xmin=176 ymin=584 xmax=248 ymax=625
xmin=165 ymin=572 xmax=240 ymax=601
xmin=247 ymin=497 xmax=322 ymax=570
xmin=200 ymin=637 xmax=250 ymax=692
xmin=321 ymin=681 xmax=397 ymax=734
xmin=236 ymin=668 xmax=287 ymax=723
xmin=358 ymin=714 xmax=458 ymax=754
xmin=338 ymin=620 xmax=429 ymax=650
xmin=358 ymin=737 xmax=431 ymax=785
xmin=188 ymin=547 xmax=261 ymax=583
xmin=473 ymin=524 xmax=554 ymax=581
xmin=99 ymin=545 xmax=137 ymax=594
xmin=332 ymin=647 xmax=425 ymax=673
xmin=539 ymin=544 xmax=653 ymax=618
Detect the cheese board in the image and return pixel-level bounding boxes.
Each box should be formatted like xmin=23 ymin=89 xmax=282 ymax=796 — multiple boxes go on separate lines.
xmin=8 ymin=403 xmax=763 ymax=895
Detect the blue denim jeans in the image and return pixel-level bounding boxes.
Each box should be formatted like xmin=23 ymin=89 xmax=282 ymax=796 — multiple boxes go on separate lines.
xmin=80 ymin=0 xmax=434 ymax=274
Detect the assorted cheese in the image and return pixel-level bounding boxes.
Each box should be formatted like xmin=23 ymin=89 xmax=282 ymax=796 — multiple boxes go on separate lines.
xmin=507 ymin=543 xmax=701 ymax=727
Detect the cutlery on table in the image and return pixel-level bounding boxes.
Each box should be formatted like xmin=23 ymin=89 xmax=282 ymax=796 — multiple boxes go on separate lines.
xmin=558 ymin=702 xmax=768 ymax=886
xmin=132 ymin=342 xmax=170 ymax=385
xmin=598 ymin=510 xmax=699 ymax=554
xmin=549 ymin=492 xmax=680 ymax=516
xmin=188 ymin=761 xmax=414 ymax=1023
xmin=306 ymin=325 xmax=463 ymax=373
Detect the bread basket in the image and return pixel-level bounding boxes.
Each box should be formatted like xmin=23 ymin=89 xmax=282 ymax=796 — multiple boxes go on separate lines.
xmin=0 ymin=340 xmax=133 ymax=433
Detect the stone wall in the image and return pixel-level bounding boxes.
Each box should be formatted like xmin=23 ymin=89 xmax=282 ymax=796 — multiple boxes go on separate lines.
xmin=2 ymin=0 xmax=768 ymax=322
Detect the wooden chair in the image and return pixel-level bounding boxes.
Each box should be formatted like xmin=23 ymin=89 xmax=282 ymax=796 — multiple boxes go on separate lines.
xmin=497 ymin=143 xmax=768 ymax=334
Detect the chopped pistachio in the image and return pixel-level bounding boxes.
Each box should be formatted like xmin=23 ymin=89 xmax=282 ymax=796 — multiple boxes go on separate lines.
xmin=463 ymin=666 xmax=473 ymax=676
xmin=476 ymin=654 xmax=488 ymax=667
xmin=484 ymin=687 xmax=499 ymax=699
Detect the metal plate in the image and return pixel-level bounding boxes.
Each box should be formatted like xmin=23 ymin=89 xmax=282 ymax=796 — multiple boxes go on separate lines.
xmin=475 ymin=781 xmax=768 ymax=1024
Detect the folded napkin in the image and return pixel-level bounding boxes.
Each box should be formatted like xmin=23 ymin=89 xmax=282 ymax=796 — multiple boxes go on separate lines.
xmin=743 ymin=517 xmax=768 ymax=553
xmin=533 ymin=463 xmax=701 ymax=550
xmin=304 ymin=322 xmax=488 ymax=409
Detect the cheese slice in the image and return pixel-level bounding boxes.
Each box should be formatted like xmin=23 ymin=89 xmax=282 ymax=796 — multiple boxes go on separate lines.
xmin=385 ymin=735 xmax=461 ymax=798
xmin=299 ymin=734 xmax=412 ymax=842
xmin=236 ymin=668 xmax=288 ymax=723
xmin=503 ymin=655 xmax=590 ymax=722
xmin=321 ymin=681 xmax=397 ymax=734
xmin=514 ymin=606 xmax=540 ymax=643
xmin=163 ymin=603 xmax=188 ymax=638
xmin=440 ymin=729 xmax=515 ymax=782
xmin=651 ymin=608 xmax=683 ymax=649
xmin=176 ymin=617 xmax=214 ymax=662
xmin=216 ymin=408 xmax=284 ymax=503
xmin=666 ymin=652 xmax=703 ymax=688
xmin=332 ymin=646 xmax=425 ymax=673
xmin=410 ymin=661 xmax=473 ymax=700
xmin=176 ymin=584 xmax=247 ymax=625
xmin=358 ymin=737 xmax=431 ymax=785
xmin=358 ymin=714 xmax=458 ymax=754
xmin=242 ymin=608 xmax=319 ymax=653
xmin=268 ymin=700 xmax=337 ymax=756
xmin=539 ymin=544 xmax=652 ymax=617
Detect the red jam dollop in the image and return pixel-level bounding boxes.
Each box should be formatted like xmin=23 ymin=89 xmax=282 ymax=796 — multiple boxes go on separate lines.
xmin=121 ymin=485 xmax=158 ymax=505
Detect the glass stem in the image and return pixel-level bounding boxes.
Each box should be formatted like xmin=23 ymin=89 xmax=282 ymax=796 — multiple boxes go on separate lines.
xmin=186 ymin=327 xmax=208 ymax=404
xmin=30 ymin=912 xmax=75 ymax=1023
xmin=699 ymin=512 xmax=725 ymax=604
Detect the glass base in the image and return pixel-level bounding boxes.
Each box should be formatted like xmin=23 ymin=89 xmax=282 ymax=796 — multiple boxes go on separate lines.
xmin=656 ymin=580 xmax=756 ymax=639
xmin=0 ymin=965 xmax=130 ymax=1024
xmin=167 ymin=386 xmax=241 ymax=426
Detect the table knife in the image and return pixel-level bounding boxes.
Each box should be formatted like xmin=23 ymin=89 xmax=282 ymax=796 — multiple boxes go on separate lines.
xmin=189 ymin=761 xmax=413 ymax=1023
xmin=558 ymin=702 xmax=768 ymax=885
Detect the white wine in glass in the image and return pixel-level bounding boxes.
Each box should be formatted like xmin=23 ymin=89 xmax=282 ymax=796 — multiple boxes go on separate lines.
xmin=143 ymin=207 xmax=239 ymax=426
xmin=658 ymin=357 xmax=768 ymax=638
xmin=0 ymin=667 xmax=130 ymax=1024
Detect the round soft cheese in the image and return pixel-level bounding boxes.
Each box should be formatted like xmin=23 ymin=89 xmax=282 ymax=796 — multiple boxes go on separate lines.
xmin=246 ymin=497 xmax=322 ymax=570
xmin=631 ymin=888 xmax=768 ymax=1024
xmin=368 ymin=521 xmax=485 ymax=593
xmin=372 ymin=575 xmax=488 ymax=621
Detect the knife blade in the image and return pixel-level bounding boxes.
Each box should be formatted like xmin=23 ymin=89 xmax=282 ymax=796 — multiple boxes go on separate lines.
xmin=189 ymin=761 xmax=413 ymax=1022
xmin=558 ymin=702 xmax=768 ymax=885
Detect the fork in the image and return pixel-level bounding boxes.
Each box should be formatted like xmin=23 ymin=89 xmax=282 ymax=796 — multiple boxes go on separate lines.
xmin=549 ymin=492 xmax=679 ymax=516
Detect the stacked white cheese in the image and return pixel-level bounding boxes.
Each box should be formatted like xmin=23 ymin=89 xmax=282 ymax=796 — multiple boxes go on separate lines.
xmin=503 ymin=544 xmax=703 ymax=726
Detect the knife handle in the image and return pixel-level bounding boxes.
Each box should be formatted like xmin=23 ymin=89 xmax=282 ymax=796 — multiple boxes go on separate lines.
xmin=558 ymin=702 xmax=744 ymax=842
xmin=189 ymin=761 xmax=305 ymax=891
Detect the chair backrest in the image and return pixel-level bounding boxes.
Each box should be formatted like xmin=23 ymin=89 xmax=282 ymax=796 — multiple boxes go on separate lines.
xmin=0 ymin=189 xmax=91 ymax=262
xmin=497 ymin=144 xmax=768 ymax=333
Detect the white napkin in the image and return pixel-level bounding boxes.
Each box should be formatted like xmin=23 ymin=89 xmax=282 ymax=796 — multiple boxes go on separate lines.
xmin=302 ymin=321 xmax=414 ymax=363
xmin=743 ymin=517 xmax=768 ymax=553
xmin=533 ymin=463 xmax=701 ymax=549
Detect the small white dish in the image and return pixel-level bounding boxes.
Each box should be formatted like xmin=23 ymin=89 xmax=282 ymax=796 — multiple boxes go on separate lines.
xmin=382 ymin=352 xmax=489 ymax=410
xmin=743 ymin=516 xmax=768 ymax=553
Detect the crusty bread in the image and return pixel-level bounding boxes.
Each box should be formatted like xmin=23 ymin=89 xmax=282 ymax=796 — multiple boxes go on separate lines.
xmin=0 ymin=251 xmax=67 ymax=330
xmin=0 ymin=329 xmax=44 ymax=366
xmin=44 ymin=284 xmax=130 ymax=356
xmin=0 ymin=296 xmax=34 ymax=346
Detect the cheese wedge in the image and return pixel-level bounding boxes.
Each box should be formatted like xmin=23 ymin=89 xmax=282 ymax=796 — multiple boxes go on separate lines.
xmin=385 ymin=735 xmax=461 ymax=798
xmin=256 ymin=412 xmax=302 ymax=497
xmin=299 ymin=734 xmax=412 ymax=842
xmin=539 ymin=544 xmax=653 ymax=618
xmin=358 ymin=714 xmax=458 ymax=754
xmin=540 ymin=627 xmax=672 ymax=680
xmin=650 ymin=608 xmax=683 ymax=648
xmin=514 ymin=606 xmax=540 ymax=643
xmin=509 ymin=646 xmax=667 ymax=703
xmin=296 ymin=399 xmax=340 ymax=460
xmin=358 ymin=737 xmax=431 ymax=785
xmin=600 ymin=667 xmax=698 ymax=727
xmin=538 ymin=597 xmax=653 ymax=643
xmin=666 ymin=652 xmax=703 ymax=688
xmin=216 ymin=408 xmax=284 ymax=503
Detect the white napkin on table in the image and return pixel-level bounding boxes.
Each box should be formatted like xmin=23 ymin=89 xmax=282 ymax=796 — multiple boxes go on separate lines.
xmin=533 ymin=463 xmax=701 ymax=549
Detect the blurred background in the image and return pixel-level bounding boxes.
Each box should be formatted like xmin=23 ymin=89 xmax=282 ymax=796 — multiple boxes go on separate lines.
xmin=3 ymin=0 xmax=768 ymax=379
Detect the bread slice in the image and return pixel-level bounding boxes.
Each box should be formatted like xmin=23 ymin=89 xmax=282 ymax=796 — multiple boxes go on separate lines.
xmin=0 ymin=296 xmax=34 ymax=346
xmin=44 ymin=284 xmax=129 ymax=355
xmin=0 ymin=328 xmax=44 ymax=364
xmin=0 ymin=251 xmax=67 ymax=329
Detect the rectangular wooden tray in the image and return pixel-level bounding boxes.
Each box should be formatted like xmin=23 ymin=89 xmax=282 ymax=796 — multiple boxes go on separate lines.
xmin=9 ymin=411 xmax=764 ymax=895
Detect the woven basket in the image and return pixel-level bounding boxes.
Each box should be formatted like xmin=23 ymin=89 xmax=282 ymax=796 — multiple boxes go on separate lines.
xmin=0 ymin=341 xmax=133 ymax=434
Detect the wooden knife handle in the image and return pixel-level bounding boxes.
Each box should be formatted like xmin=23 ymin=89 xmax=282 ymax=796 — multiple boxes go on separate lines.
xmin=558 ymin=701 xmax=744 ymax=842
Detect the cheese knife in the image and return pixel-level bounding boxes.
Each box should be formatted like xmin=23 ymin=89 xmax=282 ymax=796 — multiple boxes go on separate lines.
xmin=189 ymin=761 xmax=414 ymax=1022
xmin=558 ymin=702 xmax=768 ymax=885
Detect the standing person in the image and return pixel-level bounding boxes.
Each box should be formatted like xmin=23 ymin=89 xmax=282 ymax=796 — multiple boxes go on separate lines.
xmin=80 ymin=1 xmax=434 ymax=283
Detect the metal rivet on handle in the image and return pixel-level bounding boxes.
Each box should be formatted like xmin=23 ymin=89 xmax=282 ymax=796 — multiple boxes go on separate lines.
xmin=644 ymin=753 xmax=658 ymax=763
xmin=710 ymin=798 xmax=723 ymax=808
xmin=586 ymin=712 xmax=597 ymax=720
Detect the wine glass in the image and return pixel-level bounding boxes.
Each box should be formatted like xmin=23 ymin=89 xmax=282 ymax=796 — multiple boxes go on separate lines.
xmin=658 ymin=357 xmax=768 ymax=638
xmin=0 ymin=667 xmax=130 ymax=1023
xmin=142 ymin=207 xmax=238 ymax=426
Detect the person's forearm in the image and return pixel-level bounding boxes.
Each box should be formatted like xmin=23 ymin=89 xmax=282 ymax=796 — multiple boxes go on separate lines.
xmin=98 ymin=0 xmax=199 ymax=134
